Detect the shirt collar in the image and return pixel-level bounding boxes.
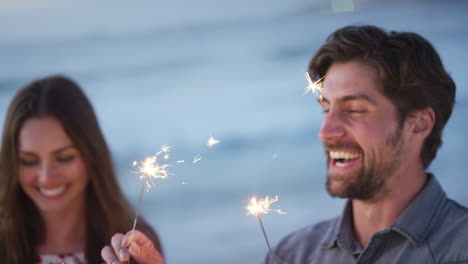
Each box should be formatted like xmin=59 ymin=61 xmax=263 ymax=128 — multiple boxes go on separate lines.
xmin=391 ymin=174 xmax=446 ymax=247
xmin=321 ymin=174 xmax=446 ymax=249
xmin=321 ymin=201 xmax=360 ymax=253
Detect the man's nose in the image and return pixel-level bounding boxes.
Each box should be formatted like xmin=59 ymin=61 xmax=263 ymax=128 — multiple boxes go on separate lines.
xmin=318 ymin=110 xmax=346 ymax=141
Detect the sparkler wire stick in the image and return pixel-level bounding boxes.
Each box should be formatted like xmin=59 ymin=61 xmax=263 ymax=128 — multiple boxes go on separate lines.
xmin=130 ymin=178 xmax=146 ymax=237
xmin=128 ymin=178 xmax=146 ymax=264
xmin=257 ymin=214 xmax=276 ymax=264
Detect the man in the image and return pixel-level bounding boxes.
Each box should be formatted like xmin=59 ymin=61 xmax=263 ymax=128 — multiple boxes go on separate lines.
xmin=264 ymin=25 xmax=468 ymax=263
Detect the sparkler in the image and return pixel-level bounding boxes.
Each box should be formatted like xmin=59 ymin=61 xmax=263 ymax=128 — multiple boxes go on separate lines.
xmin=129 ymin=146 xmax=170 ymax=263
xmin=304 ymin=72 xmax=325 ymax=101
xmin=246 ymin=196 xmax=286 ymax=264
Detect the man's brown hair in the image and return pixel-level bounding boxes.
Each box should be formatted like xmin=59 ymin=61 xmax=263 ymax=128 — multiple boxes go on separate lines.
xmin=309 ymin=25 xmax=456 ymax=168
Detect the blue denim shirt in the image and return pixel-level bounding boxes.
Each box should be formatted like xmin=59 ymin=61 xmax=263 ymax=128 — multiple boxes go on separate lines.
xmin=264 ymin=175 xmax=468 ymax=264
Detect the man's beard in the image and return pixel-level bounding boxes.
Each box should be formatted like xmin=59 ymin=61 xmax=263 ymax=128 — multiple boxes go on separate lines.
xmin=325 ymin=127 xmax=403 ymax=201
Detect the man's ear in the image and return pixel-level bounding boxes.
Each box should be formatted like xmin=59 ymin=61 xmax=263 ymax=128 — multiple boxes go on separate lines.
xmin=409 ymin=107 xmax=435 ymax=138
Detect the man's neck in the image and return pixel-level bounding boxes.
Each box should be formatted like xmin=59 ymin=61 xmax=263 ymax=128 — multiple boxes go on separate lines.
xmin=352 ymin=170 xmax=428 ymax=248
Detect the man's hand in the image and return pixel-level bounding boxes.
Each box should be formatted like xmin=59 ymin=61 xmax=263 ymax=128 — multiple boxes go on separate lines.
xmin=101 ymin=229 xmax=164 ymax=264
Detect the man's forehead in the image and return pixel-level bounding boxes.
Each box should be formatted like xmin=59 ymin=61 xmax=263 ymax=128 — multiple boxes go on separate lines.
xmin=321 ymin=61 xmax=382 ymax=96
xmin=321 ymin=77 xmax=383 ymax=104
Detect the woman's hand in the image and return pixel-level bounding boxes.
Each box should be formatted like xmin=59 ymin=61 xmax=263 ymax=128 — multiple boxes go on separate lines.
xmin=101 ymin=230 xmax=164 ymax=264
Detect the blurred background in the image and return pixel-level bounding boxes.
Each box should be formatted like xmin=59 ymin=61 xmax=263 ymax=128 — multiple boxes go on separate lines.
xmin=1 ymin=0 xmax=467 ymax=263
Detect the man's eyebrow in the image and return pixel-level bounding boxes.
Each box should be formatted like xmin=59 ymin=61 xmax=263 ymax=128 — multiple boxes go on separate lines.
xmin=339 ymin=94 xmax=377 ymax=105
xmin=318 ymin=97 xmax=329 ymax=105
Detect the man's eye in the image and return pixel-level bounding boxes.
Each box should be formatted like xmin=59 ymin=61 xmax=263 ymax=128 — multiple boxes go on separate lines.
xmin=57 ymin=155 xmax=75 ymax=163
xmin=348 ymin=109 xmax=366 ymax=113
xmin=19 ymin=158 xmax=38 ymax=166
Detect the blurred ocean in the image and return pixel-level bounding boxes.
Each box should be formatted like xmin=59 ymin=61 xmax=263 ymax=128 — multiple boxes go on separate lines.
xmin=1 ymin=0 xmax=467 ymax=263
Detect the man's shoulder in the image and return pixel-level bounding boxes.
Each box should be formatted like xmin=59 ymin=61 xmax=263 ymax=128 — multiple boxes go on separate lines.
xmin=427 ymin=198 xmax=468 ymax=263
xmin=273 ymin=216 xmax=339 ymax=261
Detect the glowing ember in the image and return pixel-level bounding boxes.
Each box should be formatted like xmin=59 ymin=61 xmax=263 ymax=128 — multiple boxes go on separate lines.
xmin=135 ymin=156 xmax=169 ymax=189
xmin=177 ymin=160 xmax=185 ymax=163
xmin=134 ymin=145 xmax=171 ymax=190
xmin=192 ymin=154 xmax=202 ymax=163
xmin=207 ymin=136 xmax=220 ymax=148
xmin=157 ymin=144 xmax=171 ymax=155
xmin=246 ymin=195 xmax=286 ymax=216
xmin=304 ymin=72 xmax=325 ymax=101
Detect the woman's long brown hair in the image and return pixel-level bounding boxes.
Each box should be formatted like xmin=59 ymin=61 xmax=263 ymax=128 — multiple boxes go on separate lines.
xmin=0 ymin=75 xmax=161 ymax=263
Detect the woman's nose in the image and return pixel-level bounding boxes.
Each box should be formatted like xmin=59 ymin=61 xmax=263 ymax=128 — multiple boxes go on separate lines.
xmin=38 ymin=163 xmax=58 ymax=185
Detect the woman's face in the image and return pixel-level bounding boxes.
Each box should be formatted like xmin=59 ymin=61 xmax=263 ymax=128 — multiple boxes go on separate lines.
xmin=17 ymin=116 xmax=89 ymax=215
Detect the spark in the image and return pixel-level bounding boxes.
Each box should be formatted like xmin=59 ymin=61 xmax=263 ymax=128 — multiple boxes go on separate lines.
xmin=181 ymin=182 xmax=188 ymax=185
xmin=164 ymin=154 xmax=170 ymax=160
xmin=135 ymin=155 xmax=170 ymax=190
xmin=207 ymin=136 xmax=220 ymax=148
xmin=177 ymin=160 xmax=185 ymax=163
xmin=192 ymin=154 xmax=202 ymax=163
xmin=156 ymin=144 xmax=171 ymax=156
xmin=246 ymin=196 xmax=285 ymax=264
xmin=246 ymin=195 xmax=286 ymax=216
xmin=304 ymin=72 xmax=325 ymax=101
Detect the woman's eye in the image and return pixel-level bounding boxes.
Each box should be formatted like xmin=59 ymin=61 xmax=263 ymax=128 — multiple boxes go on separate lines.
xmin=57 ymin=155 xmax=75 ymax=163
xmin=19 ymin=158 xmax=38 ymax=166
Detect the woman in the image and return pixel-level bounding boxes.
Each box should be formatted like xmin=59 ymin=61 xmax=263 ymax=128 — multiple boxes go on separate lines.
xmin=0 ymin=75 xmax=162 ymax=263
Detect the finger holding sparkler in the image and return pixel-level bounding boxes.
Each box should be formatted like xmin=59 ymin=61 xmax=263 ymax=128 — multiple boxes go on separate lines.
xmin=304 ymin=72 xmax=325 ymax=101
xmin=246 ymin=196 xmax=286 ymax=264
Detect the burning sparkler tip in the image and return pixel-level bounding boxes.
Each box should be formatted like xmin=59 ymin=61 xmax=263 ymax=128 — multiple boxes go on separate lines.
xmin=246 ymin=195 xmax=286 ymax=216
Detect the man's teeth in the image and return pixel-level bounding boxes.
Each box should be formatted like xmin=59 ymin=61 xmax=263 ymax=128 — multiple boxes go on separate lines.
xmin=329 ymin=151 xmax=360 ymax=160
xmin=40 ymin=186 xmax=66 ymax=196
